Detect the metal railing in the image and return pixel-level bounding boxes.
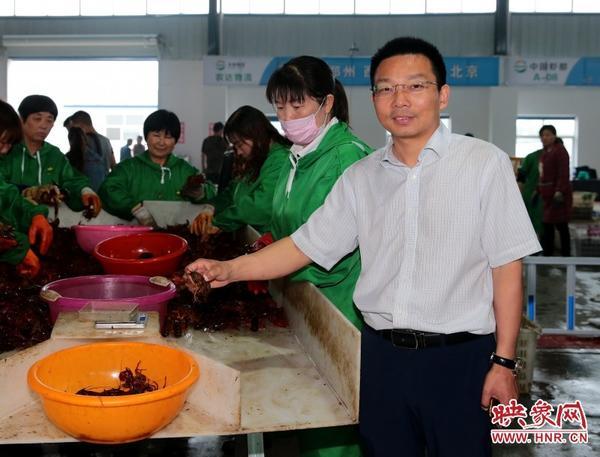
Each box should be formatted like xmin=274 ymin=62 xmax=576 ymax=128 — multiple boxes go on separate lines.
xmin=523 ymin=256 xmax=600 ymax=336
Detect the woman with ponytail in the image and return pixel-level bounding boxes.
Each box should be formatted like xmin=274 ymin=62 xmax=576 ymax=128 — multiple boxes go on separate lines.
xmin=265 ymin=55 xmax=372 ymax=457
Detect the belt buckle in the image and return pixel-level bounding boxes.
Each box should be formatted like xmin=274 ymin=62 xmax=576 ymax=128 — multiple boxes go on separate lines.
xmin=391 ymin=329 xmax=422 ymax=349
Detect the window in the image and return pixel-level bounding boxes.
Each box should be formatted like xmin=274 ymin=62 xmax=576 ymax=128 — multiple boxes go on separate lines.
xmin=7 ymin=59 xmax=158 ymax=154
xmin=515 ymin=117 xmax=577 ymax=163
xmin=510 ymin=0 xmax=600 ymax=13
xmin=0 ymin=0 xmax=495 ymax=17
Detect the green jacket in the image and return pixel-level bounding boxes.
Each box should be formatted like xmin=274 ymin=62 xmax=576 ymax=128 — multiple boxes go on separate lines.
xmin=98 ymin=151 xmax=211 ymax=220
xmin=0 ymin=142 xmax=91 ymax=211
xmin=519 ymin=149 xmax=543 ymax=236
xmin=271 ymin=121 xmax=372 ymax=328
xmin=0 ymin=179 xmax=48 ymax=265
xmin=211 ymin=142 xmax=290 ymax=234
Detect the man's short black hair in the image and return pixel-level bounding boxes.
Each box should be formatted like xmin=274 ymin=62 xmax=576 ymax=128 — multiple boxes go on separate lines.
xmin=370 ymin=37 xmax=446 ymax=89
xmin=213 ymin=122 xmax=224 ymax=133
xmin=143 ymin=109 xmax=181 ymax=142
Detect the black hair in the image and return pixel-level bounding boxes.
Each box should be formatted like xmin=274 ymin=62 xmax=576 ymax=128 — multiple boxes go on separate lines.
xmin=224 ymin=105 xmax=292 ymax=181
xmin=18 ymin=94 xmax=58 ymax=121
xmin=0 ymin=99 xmax=23 ymax=147
xmin=213 ymin=122 xmax=224 ymax=133
xmin=539 ymin=125 xmax=557 ymax=136
xmin=69 ymin=110 xmax=93 ymax=127
xmin=66 ymin=127 xmax=87 ymax=173
xmin=370 ymin=37 xmax=446 ymax=89
xmin=266 ymin=56 xmax=350 ymax=124
xmin=143 ymin=109 xmax=181 ymax=142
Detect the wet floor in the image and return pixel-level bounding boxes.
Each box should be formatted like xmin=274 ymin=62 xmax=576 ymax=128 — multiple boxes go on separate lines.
xmin=1 ymin=267 xmax=598 ymax=456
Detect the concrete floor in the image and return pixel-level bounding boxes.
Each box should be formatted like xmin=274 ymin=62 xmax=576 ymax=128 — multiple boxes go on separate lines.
xmin=1 ymin=266 xmax=598 ymax=456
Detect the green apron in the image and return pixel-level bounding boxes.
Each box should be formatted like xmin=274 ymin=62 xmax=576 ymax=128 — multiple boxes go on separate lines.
xmin=270 ymin=121 xmax=372 ymax=457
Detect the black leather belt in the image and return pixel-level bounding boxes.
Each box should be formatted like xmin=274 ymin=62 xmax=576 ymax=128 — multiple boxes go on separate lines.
xmin=377 ymin=328 xmax=484 ymax=349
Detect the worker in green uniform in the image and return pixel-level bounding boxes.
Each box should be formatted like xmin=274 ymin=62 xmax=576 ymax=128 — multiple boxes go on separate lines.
xmin=99 ymin=109 xmax=213 ymax=225
xmin=0 ymin=99 xmax=53 ymax=278
xmin=189 ymin=105 xmax=291 ymax=236
xmin=193 ymin=56 xmax=372 ymax=457
xmin=0 ymin=95 xmax=101 ymax=217
xmin=517 ymin=149 xmax=543 ymax=237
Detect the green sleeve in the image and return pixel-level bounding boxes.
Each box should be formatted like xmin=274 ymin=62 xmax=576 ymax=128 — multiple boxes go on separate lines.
xmin=98 ymin=163 xmax=136 ymax=220
xmin=0 ymin=180 xmax=48 ymax=232
xmin=0 ymin=231 xmax=29 ymax=265
xmin=213 ymin=146 xmax=288 ymax=233
xmin=209 ymin=180 xmax=237 ymax=214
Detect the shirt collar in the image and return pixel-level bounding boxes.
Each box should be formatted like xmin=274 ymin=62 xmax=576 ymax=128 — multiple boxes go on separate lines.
xmin=381 ymin=122 xmax=450 ymax=167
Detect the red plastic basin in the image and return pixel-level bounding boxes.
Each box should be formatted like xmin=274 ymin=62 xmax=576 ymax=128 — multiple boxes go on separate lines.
xmin=72 ymin=225 xmax=153 ymax=254
xmin=93 ymin=233 xmax=188 ymax=277
xmin=40 ymin=275 xmax=176 ymax=326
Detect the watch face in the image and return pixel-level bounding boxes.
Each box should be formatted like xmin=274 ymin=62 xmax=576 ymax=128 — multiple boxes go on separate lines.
xmin=515 ymin=357 xmax=525 ymax=373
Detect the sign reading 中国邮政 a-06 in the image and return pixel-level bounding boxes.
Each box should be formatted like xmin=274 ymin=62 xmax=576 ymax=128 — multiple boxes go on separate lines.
xmin=203 ymin=56 xmax=500 ymax=87
xmin=506 ymin=57 xmax=600 ymax=86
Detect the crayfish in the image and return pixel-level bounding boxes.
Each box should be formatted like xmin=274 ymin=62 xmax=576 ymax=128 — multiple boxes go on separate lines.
xmin=76 ymin=361 xmax=163 ymax=396
xmin=22 ymin=184 xmax=64 ymax=219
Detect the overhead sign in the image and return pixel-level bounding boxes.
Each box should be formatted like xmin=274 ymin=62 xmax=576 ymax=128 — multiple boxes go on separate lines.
xmin=203 ymin=56 xmax=500 ymax=87
xmin=506 ymin=57 xmax=583 ymax=85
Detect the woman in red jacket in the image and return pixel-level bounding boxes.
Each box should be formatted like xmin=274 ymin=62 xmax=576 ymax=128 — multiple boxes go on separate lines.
xmin=538 ymin=125 xmax=572 ymax=256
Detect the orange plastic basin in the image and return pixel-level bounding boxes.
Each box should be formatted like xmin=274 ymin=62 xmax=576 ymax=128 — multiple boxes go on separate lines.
xmin=27 ymin=342 xmax=200 ymax=443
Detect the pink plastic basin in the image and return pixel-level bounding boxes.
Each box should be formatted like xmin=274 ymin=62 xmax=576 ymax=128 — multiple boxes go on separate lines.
xmin=72 ymin=225 xmax=153 ymax=254
xmin=93 ymin=233 xmax=188 ymax=277
xmin=40 ymin=275 xmax=176 ymax=326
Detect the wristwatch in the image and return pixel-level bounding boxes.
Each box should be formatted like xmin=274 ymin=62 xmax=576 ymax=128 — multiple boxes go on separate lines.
xmin=490 ymin=352 xmax=523 ymax=375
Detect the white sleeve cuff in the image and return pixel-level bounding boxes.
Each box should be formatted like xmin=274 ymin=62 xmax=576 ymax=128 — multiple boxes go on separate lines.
xmin=81 ymin=187 xmax=96 ymax=196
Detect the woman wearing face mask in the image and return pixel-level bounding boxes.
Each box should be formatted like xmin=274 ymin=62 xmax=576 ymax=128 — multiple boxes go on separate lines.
xmin=266 ymin=56 xmax=372 ymax=457
xmin=189 ymin=105 xmax=291 ymax=236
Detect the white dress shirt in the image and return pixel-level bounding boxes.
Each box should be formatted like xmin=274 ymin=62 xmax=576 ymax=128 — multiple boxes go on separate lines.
xmin=291 ymin=124 xmax=541 ymax=334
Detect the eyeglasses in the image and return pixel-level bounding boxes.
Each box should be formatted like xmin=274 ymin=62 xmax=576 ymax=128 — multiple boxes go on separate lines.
xmin=372 ymin=81 xmax=438 ymax=97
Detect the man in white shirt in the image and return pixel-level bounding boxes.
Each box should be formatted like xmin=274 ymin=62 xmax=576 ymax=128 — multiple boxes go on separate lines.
xmin=185 ymin=37 xmax=540 ymax=456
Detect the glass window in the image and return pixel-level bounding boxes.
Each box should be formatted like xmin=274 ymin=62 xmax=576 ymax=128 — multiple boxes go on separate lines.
xmin=15 ymin=0 xmax=46 ymax=16
xmin=320 ymin=0 xmax=354 ymax=14
xmin=390 ymin=0 xmax=425 ymax=14
xmin=427 ymin=0 xmax=461 ymax=13
xmin=285 ymin=0 xmax=319 ymax=14
xmin=0 ymin=0 xmax=15 ymax=16
xmin=147 ymin=0 xmax=180 ymax=15
xmin=222 ymin=0 xmax=249 ymax=14
xmin=509 ymin=0 xmax=535 ymax=12
xmin=250 ymin=0 xmax=284 ymax=14
xmin=7 ymin=59 xmax=158 ymax=154
xmin=462 ymin=0 xmax=496 ymax=13
xmin=573 ymin=0 xmax=600 ymax=12
xmin=515 ymin=117 xmax=577 ymax=161
xmin=181 ymin=0 xmax=209 ymax=14
xmin=80 ymin=0 xmax=113 ymax=16
xmin=114 ymin=0 xmax=145 ymax=16
xmin=46 ymin=0 xmax=79 ymax=16
xmin=535 ymin=0 xmax=572 ymax=12
xmin=355 ymin=0 xmax=390 ymax=15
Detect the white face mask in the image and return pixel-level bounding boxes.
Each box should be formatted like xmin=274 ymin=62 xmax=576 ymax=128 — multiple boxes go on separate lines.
xmin=280 ymin=99 xmax=326 ymax=146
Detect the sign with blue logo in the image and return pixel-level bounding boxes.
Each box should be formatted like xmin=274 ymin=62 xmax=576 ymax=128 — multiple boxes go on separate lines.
xmin=204 ymin=56 xmax=500 ymax=87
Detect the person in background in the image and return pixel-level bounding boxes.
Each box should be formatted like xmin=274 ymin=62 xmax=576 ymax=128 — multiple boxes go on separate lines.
xmin=65 ymin=126 xmax=86 ymax=175
xmin=132 ymin=135 xmax=145 ymax=156
xmin=517 ymin=147 xmax=544 ymax=238
xmin=538 ymin=125 xmax=573 ymax=256
xmin=184 ymin=38 xmax=541 ymax=457
xmin=68 ymin=110 xmax=115 ymax=192
xmin=202 ymin=121 xmax=228 ymax=183
xmin=99 ymin=109 xmax=206 ymax=226
xmin=120 ymin=138 xmax=133 ymax=162
xmin=0 ymin=95 xmax=101 ymax=217
xmin=190 ymin=106 xmax=291 ymax=237
xmin=0 ymin=99 xmax=53 ymax=278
